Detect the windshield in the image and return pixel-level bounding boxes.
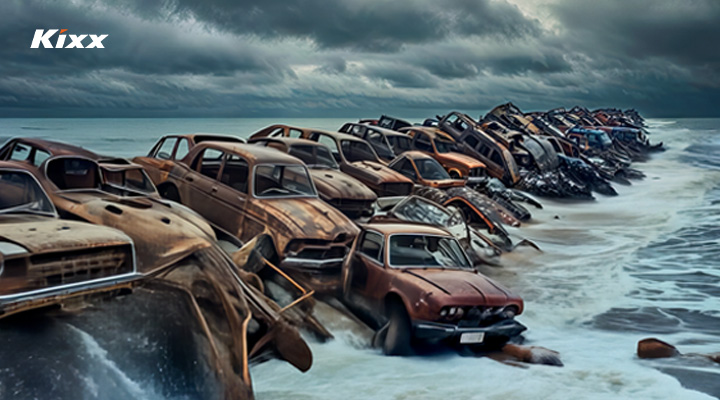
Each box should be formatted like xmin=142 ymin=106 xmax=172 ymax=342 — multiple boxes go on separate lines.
xmin=392 ymin=196 xmax=462 ymax=228
xmin=434 ymin=139 xmax=456 ymax=153
xmin=388 ymin=136 xmax=412 ymax=153
xmin=289 ymin=144 xmax=339 ymax=169
xmin=389 ymin=234 xmax=470 ymax=269
xmin=0 ymin=170 xmax=56 ymax=216
xmin=415 ymin=159 xmax=451 ymax=180
xmin=340 ymin=140 xmax=378 ymax=163
xmin=254 ymin=164 xmax=316 ymax=198
xmin=589 ymin=132 xmax=612 ymax=148
xmin=367 ymin=131 xmax=395 ymax=160
xmin=101 ymin=167 xmax=157 ymax=194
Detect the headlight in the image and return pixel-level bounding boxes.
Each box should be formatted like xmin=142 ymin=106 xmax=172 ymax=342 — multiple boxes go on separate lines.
xmin=439 ymin=306 xmax=465 ymax=320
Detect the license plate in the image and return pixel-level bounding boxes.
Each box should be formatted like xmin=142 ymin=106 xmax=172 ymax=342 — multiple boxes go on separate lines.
xmin=460 ymin=332 xmax=485 ymax=344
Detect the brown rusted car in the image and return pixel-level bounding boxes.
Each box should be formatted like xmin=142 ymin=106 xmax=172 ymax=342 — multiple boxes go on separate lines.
xmin=399 ymin=126 xmax=487 ymax=181
xmin=341 ymin=223 xmax=526 ymax=355
xmin=248 ymin=137 xmax=377 ymax=218
xmin=388 ymin=151 xmax=465 ymax=189
xmin=135 ymin=141 xmax=360 ymax=292
xmin=436 ymin=112 xmax=521 ymax=186
xmin=0 ymin=164 xmax=139 ymax=317
xmin=250 ymin=125 xmax=414 ymax=197
xmin=0 ymin=141 xmax=316 ymax=398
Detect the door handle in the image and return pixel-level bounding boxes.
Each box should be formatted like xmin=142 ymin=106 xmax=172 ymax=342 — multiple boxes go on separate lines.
xmin=211 ymin=186 xmax=218 ymax=192
xmin=185 ymin=176 xmax=194 ymax=182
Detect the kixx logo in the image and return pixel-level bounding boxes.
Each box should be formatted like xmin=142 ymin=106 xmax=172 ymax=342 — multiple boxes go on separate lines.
xmin=30 ymin=29 xmax=108 ymax=49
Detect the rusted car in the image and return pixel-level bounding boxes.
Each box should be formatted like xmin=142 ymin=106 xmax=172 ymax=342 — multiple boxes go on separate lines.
xmin=249 ymin=125 xmax=414 ymax=197
xmin=0 ymin=142 xmax=318 ymax=398
xmin=135 ymin=140 xmax=359 ymax=292
xmin=341 ymin=223 xmax=526 ymax=355
xmin=399 ymin=126 xmax=486 ymax=181
xmin=436 ymin=112 xmax=521 ymax=186
xmin=248 ymin=137 xmax=377 ymax=218
xmin=0 ymin=165 xmax=139 ymax=317
xmin=369 ymin=196 xmax=501 ymax=265
xmin=388 ymin=151 xmax=464 ymax=189
xmin=339 ymin=122 xmax=413 ymax=162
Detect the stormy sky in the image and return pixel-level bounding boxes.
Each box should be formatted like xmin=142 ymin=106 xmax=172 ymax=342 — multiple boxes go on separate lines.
xmin=1 ymin=0 xmax=719 ymax=118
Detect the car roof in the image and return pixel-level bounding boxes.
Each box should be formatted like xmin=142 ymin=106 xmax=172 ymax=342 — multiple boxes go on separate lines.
xmin=364 ymin=223 xmax=451 ymax=237
xmin=399 ymin=126 xmax=454 ymax=141
xmin=398 ymin=150 xmax=435 ymax=161
xmin=198 ymin=142 xmax=304 ymax=165
xmin=358 ymin=124 xmax=409 ymax=137
xmin=8 ymin=138 xmax=101 ymax=159
xmin=253 ymin=137 xmax=321 ymax=147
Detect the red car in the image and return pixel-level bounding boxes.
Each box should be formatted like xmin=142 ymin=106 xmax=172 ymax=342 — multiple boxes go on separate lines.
xmin=341 ymin=223 xmax=525 ymax=355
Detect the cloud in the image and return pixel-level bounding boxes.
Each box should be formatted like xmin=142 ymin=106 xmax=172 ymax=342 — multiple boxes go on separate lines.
xmin=0 ymin=0 xmax=719 ymax=117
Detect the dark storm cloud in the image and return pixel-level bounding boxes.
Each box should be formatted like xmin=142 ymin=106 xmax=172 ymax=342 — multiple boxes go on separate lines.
xmin=133 ymin=0 xmax=541 ymax=51
xmin=0 ymin=0 xmax=719 ymax=117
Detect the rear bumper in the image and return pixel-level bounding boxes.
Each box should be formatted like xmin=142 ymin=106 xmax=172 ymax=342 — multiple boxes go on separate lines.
xmin=413 ymin=318 xmax=526 ymax=342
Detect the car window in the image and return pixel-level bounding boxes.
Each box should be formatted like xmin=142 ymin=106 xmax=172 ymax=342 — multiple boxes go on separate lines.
xmin=9 ymin=143 xmax=31 ymax=162
xmin=268 ymin=127 xmax=285 ymax=137
xmin=198 ymin=148 xmax=224 ymax=180
xmin=368 ymin=131 xmax=394 ymax=159
xmin=220 ymin=154 xmax=249 ymax=193
xmin=389 ymin=157 xmax=417 ymax=181
xmin=317 ymin=134 xmax=341 ymax=162
xmin=359 ymin=231 xmax=384 ymax=263
xmin=289 ymin=144 xmax=338 ymax=169
xmin=288 ymin=129 xmax=303 ymax=138
xmin=175 ymin=139 xmax=190 ymax=160
xmin=156 ymin=138 xmax=177 ymax=160
xmin=341 ymin=140 xmax=377 ymax=163
xmin=0 ymin=170 xmax=56 ymax=216
xmin=464 ymin=135 xmax=479 ymax=149
xmin=46 ymin=158 xmax=100 ymax=191
xmin=415 ymin=159 xmax=450 ymax=180
xmin=414 ymin=134 xmax=433 ymax=152
xmin=389 ymin=234 xmax=470 ymax=269
xmin=490 ymin=150 xmax=503 ymax=166
xmin=254 ymin=164 xmax=315 ymax=198
xmin=388 ymin=135 xmax=412 ymax=153
xmin=33 ymin=149 xmax=51 ymax=167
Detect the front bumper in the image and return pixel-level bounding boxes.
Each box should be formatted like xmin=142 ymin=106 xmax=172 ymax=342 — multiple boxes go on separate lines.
xmin=280 ymin=257 xmax=345 ymax=294
xmin=413 ymin=318 xmax=526 ymax=342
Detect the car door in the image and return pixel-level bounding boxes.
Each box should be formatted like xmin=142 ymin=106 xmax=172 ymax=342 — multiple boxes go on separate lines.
xmin=183 ymin=147 xmax=226 ymax=225
xmin=215 ymin=153 xmax=249 ymax=237
xmin=347 ymin=230 xmax=388 ymax=316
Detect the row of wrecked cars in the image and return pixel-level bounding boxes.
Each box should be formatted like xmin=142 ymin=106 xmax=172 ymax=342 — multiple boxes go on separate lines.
xmin=0 ymin=105 xmax=660 ymax=398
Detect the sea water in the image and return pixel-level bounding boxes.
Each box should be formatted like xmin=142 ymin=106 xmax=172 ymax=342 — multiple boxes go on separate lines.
xmin=0 ymin=118 xmax=718 ymax=399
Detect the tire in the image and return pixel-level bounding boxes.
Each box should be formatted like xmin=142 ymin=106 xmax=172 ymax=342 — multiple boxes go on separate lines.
xmin=383 ymin=302 xmax=413 ymax=356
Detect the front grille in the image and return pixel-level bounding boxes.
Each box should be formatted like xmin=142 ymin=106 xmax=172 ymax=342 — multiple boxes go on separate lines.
xmin=379 ymin=182 xmax=413 ymax=196
xmin=455 ymin=306 xmax=507 ymax=327
xmin=25 ymin=245 xmax=133 ymax=293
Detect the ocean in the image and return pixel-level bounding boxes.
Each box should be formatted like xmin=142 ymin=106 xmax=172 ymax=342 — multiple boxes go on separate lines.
xmin=0 ymin=118 xmax=718 ymax=399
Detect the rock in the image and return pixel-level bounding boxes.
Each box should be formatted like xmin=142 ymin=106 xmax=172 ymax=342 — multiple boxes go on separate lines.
xmin=637 ymin=338 xmax=681 ymax=359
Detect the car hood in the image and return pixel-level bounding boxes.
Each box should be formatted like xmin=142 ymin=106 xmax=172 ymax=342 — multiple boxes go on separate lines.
xmin=53 ymin=191 xmax=216 ymax=273
xmin=264 ymin=197 xmax=360 ymax=242
xmin=346 ymin=161 xmax=414 ymax=185
xmin=436 ymin=152 xmax=486 ymax=169
xmin=424 ymin=179 xmax=465 ymax=189
xmin=401 ymin=269 xmax=519 ymax=307
xmin=0 ymin=217 xmax=131 ymax=255
xmin=309 ymin=169 xmax=377 ymax=202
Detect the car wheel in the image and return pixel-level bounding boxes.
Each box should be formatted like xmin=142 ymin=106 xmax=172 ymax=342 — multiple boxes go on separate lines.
xmin=383 ymin=302 xmax=413 ymax=356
